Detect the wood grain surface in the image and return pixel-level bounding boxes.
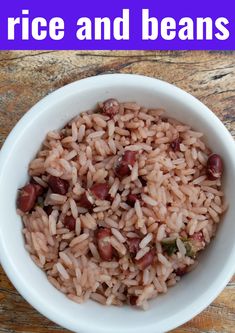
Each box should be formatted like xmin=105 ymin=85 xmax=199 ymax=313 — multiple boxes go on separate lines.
xmin=0 ymin=51 xmax=234 ymax=333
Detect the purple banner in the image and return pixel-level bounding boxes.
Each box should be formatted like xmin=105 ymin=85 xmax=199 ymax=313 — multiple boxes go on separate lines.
xmin=0 ymin=0 xmax=234 ymax=49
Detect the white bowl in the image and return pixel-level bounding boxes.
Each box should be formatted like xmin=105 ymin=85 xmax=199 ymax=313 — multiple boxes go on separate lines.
xmin=0 ymin=74 xmax=235 ymax=333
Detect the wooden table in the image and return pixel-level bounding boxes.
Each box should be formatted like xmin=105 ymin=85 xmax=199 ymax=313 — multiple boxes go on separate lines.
xmin=0 ymin=51 xmax=234 ymax=333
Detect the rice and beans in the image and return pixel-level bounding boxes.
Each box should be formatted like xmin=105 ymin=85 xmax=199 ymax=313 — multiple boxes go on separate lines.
xmin=17 ymin=99 xmax=225 ymax=309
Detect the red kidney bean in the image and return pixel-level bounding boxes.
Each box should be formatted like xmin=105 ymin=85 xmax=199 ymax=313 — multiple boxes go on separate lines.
xmin=191 ymin=231 xmax=204 ymax=242
xmin=90 ymin=183 xmax=110 ymax=200
xmin=97 ymin=228 xmax=113 ymax=261
xmin=102 ymin=98 xmax=120 ymax=118
xmin=115 ymin=151 xmax=137 ymax=178
xmin=207 ymin=154 xmax=223 ymax=180
xmin=115 ymin=159 xmax=131 ymax=178
xmin=136 ymin=249 xmax=155 ymax=270
xmin=189 ymin=231 xmax=205 ymax=254
xmin=33 ymin=183 xmax=44 ymax=196
xmin=106 ymin=193 xmax=114 ymax=203
xmin=170 ymin=138 xmax=181 ymax=152
xmin=128 ymin=237 xmax=141 ymax=257
xmin=126 ymin=194 xmax=140 ymax=207
xmin=122 ymin=150 xmax=137 ymax=167
xmin=175 ymin=267 xmax=187 ymax=277
xmin=79 ymin=191 xmax=94 ymax=210
xmin=48 ymin=176 xmax=69 ymax=195
xmin=64 ymin=215 xmax=76 ymax=231
xmin=30 ymin=178 xmax=45 ymax=196
xmin=138 ymin=176 xmax=147 ymax=187
xmin=17 ymin=184 xmax=37 ymax=212
xmin=129 ymin=295 xmax=138 ymax=306
xmin=44 ymin=205 xmax=53 ymax=216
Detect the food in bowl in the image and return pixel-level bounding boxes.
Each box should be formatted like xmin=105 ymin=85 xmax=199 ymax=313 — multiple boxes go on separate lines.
xmin=17 ymin=99 xmax=225 ymax=309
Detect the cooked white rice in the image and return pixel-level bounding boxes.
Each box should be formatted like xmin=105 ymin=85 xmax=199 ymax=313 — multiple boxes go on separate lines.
xmin=18 ymin=100 xmax=226 ymax=309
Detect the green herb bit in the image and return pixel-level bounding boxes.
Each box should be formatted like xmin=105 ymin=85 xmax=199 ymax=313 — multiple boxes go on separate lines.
xmin=161 ymin=238 xmax=177 ymax=256
xmin=183 ymin=240 xmax=196 ymax=258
